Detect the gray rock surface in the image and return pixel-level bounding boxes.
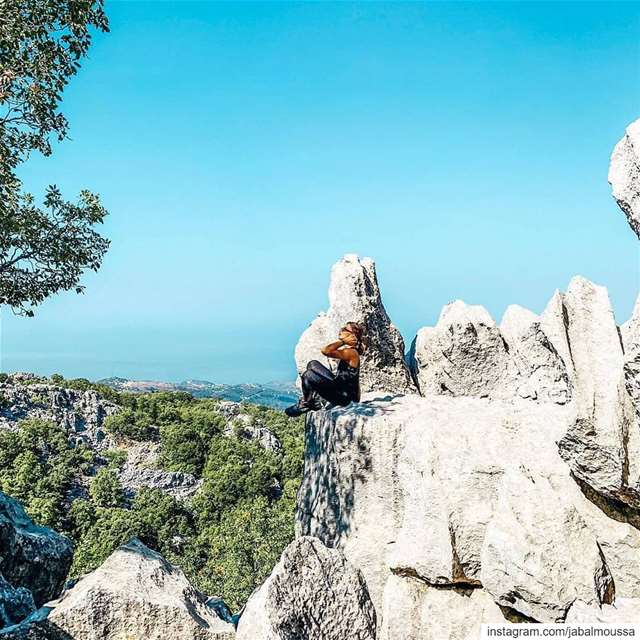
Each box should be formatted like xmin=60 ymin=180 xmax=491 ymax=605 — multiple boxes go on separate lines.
xmin=219 ymin=403 xmax=282 ymax=452
xmin=117 ymin=442 xmax=202 ymax=500
xmin=0 ymin=616 xmax=72 ymax=640
xmin=295 ymin=254 xmax=416 ymax=395
xmin=622 ymin=295 xmax=640 ymax=418
xmin=609 ymin=118 xmax=640 ymax=239
xmin=379 ymin=575 xmax=507 ymax=640
xmin=0 ymin=377 xmax=119 ymax=451
xmin=296 ymin=391 xmax=640 ymax=630
xmin=553 ymin=277 xmax=640 ymax=509
xmin=0 ymin=574 xmax=35 ymax=628
xmin=236 ymin=536 xmax=376 ymax=640
xmin=408 ymin=300 xmax=570 ymax=403
xmin=0 ymin=492 xmax=72 ymax=608
xmin=47 ymin=538 xmax=234 ymax=640
xmin=565 ymin=598 xmax=640 ymax=623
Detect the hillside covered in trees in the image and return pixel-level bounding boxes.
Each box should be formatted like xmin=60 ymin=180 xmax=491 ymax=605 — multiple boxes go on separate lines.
xmin=0 ymin=373 xmax=304 ymax=611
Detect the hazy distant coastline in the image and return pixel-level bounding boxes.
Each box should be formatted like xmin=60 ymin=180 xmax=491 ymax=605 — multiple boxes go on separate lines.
xmin=96 ymin=376 xmax=299 ymax=409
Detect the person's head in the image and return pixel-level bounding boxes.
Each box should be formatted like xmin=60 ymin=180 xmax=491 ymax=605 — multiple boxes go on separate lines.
xmin=339 ymin=321 xmax=366 ymax=354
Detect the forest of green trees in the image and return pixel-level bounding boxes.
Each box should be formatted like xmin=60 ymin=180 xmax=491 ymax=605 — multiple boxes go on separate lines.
xmin=0 ymin=382 xmax=305 ymax=610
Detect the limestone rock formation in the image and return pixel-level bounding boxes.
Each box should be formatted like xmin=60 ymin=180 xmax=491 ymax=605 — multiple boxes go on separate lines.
xmin=0 ymin=376 xmax=119 ymax=451
xmin=552 ymin=277 xmax=640 ymax=509
xmin=408 ymin=300 xmax=570 ymax=403
xmin=609 ymin=118 xmax=640 ymax=239
xmin=379 ymin=575 xmax=507 ymax=640
xmin=296 ymin=392 xmax=640 ymax=631
xmin=565 ymin=598 xmax=640 ymax=623
xmin=622 ymin=295 xmax=640 ymax=355
xmin=295 ymin=254 xmax=416 ymax=395
xmin=47 ymin=538 xmax=235 ymax=640
xmin=622 ymin=295 xmax=640 ymax=418
xmin=117 ymin=442 xmax=202 ymax=500
xmin=219 ymin=402 xmax=282 ymax=452
xmin=236 ymin=536 xmax=376 ymax=640
xmin=0 ymin=616 xmax=72 ymax=640
xmin=0 ymin=574 xmax=35 ymax=628
xmin=0 ymin=492 xmax=73 ymax=607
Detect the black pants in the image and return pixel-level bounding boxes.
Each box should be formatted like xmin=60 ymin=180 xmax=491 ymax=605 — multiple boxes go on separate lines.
xmin=301 ymin=360 xmax=351 ymax=407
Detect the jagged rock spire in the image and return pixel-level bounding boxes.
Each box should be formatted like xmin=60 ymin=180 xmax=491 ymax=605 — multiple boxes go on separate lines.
xmin=609 ymin=118 xmax=640 ymax=239
xmin=295 ymin=254 xmax=417 ymax=395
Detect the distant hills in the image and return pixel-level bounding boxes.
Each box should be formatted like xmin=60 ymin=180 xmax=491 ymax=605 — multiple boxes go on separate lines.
xmin=97 ymin=376 xmax=299 ymax=409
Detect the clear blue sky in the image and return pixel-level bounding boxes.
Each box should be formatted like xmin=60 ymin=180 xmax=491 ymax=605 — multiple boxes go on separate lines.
xmin=3 ymin=1 xmax=639 ymax=383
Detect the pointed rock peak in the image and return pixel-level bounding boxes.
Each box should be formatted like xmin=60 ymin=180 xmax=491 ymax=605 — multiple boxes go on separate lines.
xmin=564 ymin=276 xmax=618 ymax=331
xmin=117 ymin=537 xmax=168 ymax=564
xmin=328 ymin=254 xmax=382 ymax=312
xmin=295 ymin=255 xmax=417 ymax=395
xmin=609 ymin=118 xmax=640 ymax=240
xmin=438 ymin=300 xmax=495 ymax=327
xmin=542 ymin=289 xmax=565 ymax=316
xmin=566 ymin=274 xmax=607 ymax=298
xmin=540 ymin=289 xmax=573 ymax=374
xmin=48 ymin=537 xmax=235 ymax=639
xmin=236 ymin=537 xmax=377 ymax=640
xmin=500 ymin=304 xmax=539 ymax=343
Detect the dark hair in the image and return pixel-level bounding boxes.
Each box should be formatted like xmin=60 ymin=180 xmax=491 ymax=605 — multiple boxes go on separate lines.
xmin=344 ymin=321 xmax=366 ymax=354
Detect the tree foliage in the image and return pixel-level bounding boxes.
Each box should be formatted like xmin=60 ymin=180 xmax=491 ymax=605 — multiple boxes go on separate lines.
xmin=0 ymin=418 xmax=93 ymax=528
xmin=89 ymin=468 xmax=124 ymax=508
xmin=0 ymin=0 xmax=108 ymax=191
xmin=0 ymin=0 xmax=110 ymax=315
xmin=0 ymin=187 xmax=110 ymax=315
xmin=0 ymin=386 xmax=306 ymax=611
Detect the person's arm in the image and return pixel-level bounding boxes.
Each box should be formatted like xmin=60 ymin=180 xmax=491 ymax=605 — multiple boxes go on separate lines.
xmin=321 ymin=341 xmax=359 ymax=368
xmin=321 ymin=340 xmax=345 ymax=358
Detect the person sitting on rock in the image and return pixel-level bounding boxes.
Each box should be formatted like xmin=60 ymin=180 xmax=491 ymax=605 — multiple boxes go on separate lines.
xmin=285 ymin=322 xmax=365 ymax=417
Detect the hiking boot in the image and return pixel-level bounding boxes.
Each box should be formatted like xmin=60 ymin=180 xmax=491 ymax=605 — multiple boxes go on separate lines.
xmin=284 ymin=401 xmax=311 ymax=418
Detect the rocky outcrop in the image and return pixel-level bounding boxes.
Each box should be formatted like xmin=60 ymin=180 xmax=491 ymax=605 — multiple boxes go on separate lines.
xmin=408 ymin=301 xmax=570 ymax=403
xmin=117 ymin=442 xmax=202 ymax=500
xmin=219 ymin=402 xmax=282 ymax=452
xmin=622 ymin=296 xmax=640 ymax=418
xmin=609 ymin=118 xmax=640 ymax=239
xmin=0 ymin=574 xmax=35 ymax=628
xmin=0 ymin=615 xmax=72 ymax=640
xmin=552 ymin=277 xmax=640 ymax=509
xmin=379 ymin=575 xmax=507 ymax=640
xmin=565 ymin=598 xmax=640 ymax=623
xmin=296 ymin=391 xmax=640 ymax=630
xmin=0 ymin=376 xmax=119 ymax=451
xmin=295 ymin=255 xmax=416 ymax=395
xmin=407 ymin=274 xmax=640 ymax=511
xmin=236 ymin=536 xmax=376 ymax=640
xmin=47 ymin=538 xmax=235 ymax=640
xmin=0 ymin=493 xmax=73 ymax=608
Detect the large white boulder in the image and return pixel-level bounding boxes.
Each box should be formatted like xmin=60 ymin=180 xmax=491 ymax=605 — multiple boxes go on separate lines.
xmin=296 ymin=392 xmax=640 ymax=631
xmin=379 ymin=575 xmax=507 ymax=640
xmin=553 ymin=277 xmax=640 ymax=508
xmin=408 ymin=300 xmax=570 ymax=403
xmin=295 ymin=254 xmax=416 ymax=395
xmin=609 ymin=118 xmax=640 ymax=239
xmin=480 ymin=469 xmax=612 ymax=622
xmin=565 ymin=598 xmax=640 ymax=623
xmin=236 ymin=536 xmax=376 ymax=640
xmin=48 ymin=538 xmax=234 ymax=640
